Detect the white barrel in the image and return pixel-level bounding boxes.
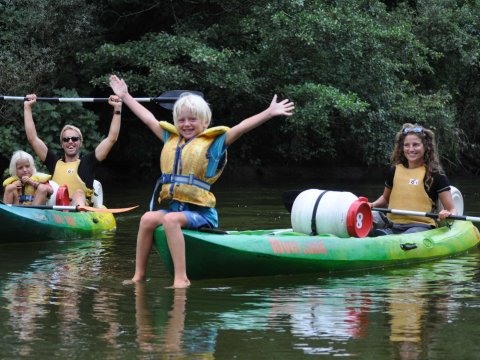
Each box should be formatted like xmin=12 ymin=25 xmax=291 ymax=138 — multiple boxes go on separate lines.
xmin=291 ymin=189 xmax=372 ymax=238
xmin=437 ymin=185 xmax=464 ymax=215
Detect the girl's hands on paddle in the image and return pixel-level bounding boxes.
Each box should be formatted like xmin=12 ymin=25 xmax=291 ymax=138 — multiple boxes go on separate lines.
xmin=439 ymin=209 xmax=455 ymax=220
xmin=24 ymin=94 xmax=37 ymax=109
xmin=109 ymin=75 xmax=129 ymax=99
xmin=438 ymin=190 xmax=457 ymax=220
xmin=267 ymin=95 xmax=295 ymax=118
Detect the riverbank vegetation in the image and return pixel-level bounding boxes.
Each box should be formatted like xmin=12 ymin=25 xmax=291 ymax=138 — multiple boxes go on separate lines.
xmin=1 ymin=0 xmax=480 ymax=178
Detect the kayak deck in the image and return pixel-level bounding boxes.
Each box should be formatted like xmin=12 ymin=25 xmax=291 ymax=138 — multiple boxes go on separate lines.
xmin=153 ymin=221 xmax=480 ymax=279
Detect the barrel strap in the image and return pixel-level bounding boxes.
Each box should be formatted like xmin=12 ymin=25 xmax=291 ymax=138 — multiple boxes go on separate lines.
xmin=310 ymin=190 xmax=328 ymax=236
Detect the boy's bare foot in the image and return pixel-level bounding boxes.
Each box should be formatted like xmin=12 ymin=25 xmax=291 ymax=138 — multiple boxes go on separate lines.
xmin=171 ymin=279 xmax=191 ymax=289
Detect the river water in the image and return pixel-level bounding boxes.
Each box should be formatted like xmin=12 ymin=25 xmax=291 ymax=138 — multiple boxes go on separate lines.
xmin=1 ymin=176 xmax=480 ymax=359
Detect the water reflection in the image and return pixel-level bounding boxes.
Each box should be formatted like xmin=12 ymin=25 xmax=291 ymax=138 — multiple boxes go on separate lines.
xmin=93 ymin=289 xmax=122 ymax=353
xmin=1 ymin=239 xmax=480 ymax=358
xmin=1 ymin=238 xmax=116 ymax=356
xmin=1 ymin=177 xmax=480 ymax=358
xmin=133 ymin=284 xmax=218 ymax=358
xmin=134 ymin=283 xmax=161 ymax=354
xmin=124 ymin=251 xmax=480 ymax=358
xmin=134 ymin=285 xmax=187 ymax=356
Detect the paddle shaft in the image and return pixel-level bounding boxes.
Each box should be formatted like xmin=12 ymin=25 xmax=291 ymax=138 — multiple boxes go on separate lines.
xmin=372 ymin=207 xmax=480 ymax=222
xmin=4 ymin=203 xmax=85 ymax=211
xmin=0 ymin=95 xmax=179 ymax=103
xmin=0 ymin=90 xmax=203 ymax=107
xmin=3 ymin=203 xmax=138 ymax=213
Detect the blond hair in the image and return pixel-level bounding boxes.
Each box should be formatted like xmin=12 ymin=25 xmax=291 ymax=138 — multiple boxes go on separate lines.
xmin=9 ymin=150 xmax=36 ymax=177
xmin=60 ymin=124 xmax=83 ymax=144
xmin=172 ymin=93 xmax=212 ymax=128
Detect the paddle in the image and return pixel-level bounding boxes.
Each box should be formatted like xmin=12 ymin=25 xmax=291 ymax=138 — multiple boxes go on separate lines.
xmin=2 ymin=203 xmax=139 ymax=214
xmin=0 ymin=90 xmax=204 ymax=110
xmin=372 ymin=207 xmax=480 ymax=223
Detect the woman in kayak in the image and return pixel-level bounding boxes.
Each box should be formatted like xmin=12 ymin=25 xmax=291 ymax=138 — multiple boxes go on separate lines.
xmin=3 ymin=150 xmax=53 ymax=205
xmin=110 ymin=74 xmax=294 ymax=288
xmin=369 ymin=123 xmax=456 ymax=235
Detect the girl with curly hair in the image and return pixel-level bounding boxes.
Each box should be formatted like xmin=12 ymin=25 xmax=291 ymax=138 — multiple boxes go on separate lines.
xmin=369 ymin=123 xmax=456 ymax=235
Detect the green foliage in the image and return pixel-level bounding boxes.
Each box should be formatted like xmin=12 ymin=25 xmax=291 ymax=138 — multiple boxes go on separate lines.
xmin=0 ymin=0 xmax=99 ymax=92
xmin=411 ymin=0 xmax=480 ymax=172
xmin=278 ymin=82 xmax=368 ymax=162
xmin=0 ymin=0 xmax=102 ymax=171
xmin=2 ymin=0 xmax=480 ymax=176
xmin=83 ymin=0 xmax=454 ymax=168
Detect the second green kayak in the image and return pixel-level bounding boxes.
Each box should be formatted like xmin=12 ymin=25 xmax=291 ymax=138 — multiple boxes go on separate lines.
xmin=153 ymin=221 xmax=480 ymax=279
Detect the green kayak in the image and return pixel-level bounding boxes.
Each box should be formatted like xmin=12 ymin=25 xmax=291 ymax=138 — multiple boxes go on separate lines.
xmin=153 ymin=221 xmax=480 ymax=279
xmin=0 ymin=203 xmax=116 ymax=242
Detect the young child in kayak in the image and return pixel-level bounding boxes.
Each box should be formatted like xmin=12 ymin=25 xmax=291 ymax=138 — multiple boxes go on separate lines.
xmin=3 ymin=150 xmax=53 ymax=205
xmin=369 ymin=123 xmax=456 ymax=235
xmin=109 ymin=74 xmax=294 ymax=288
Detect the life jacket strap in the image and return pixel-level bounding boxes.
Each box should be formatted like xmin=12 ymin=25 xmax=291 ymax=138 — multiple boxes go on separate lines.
xmin=19 ymin=194 xmax=34 ymax=204
xmin=161 ymin=173 xmax=211 ymax=191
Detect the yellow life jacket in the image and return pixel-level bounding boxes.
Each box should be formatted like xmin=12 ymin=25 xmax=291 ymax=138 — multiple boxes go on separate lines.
xmin=3 ymin=173 xmax=52 ymax=205
xmin=388 ymin=164 xmax=435 ymax=226
xmin=159 ymin=121 xmax=229 ymax=208
xmin=51 ymin=159 xmax=93 ymax=199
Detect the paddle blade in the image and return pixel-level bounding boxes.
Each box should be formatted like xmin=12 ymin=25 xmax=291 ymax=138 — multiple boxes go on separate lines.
xmin=282 ymin=190 xmax=303 ymax=213
xmin=153 ymin=90 xmax=204 ymax=110
xmin=77 ymin=205 xmax=139 ymax=213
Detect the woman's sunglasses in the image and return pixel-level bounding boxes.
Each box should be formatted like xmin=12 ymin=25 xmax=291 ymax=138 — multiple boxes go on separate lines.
xmin=403 ymin=126 xmax=423 ymax=134
xmin=62 ymin=136 xmax=81 ymax=143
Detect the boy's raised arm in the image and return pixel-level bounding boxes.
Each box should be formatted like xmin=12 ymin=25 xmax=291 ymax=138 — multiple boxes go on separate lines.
xmin=109 ymin=75 xmax=164 ymax=141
